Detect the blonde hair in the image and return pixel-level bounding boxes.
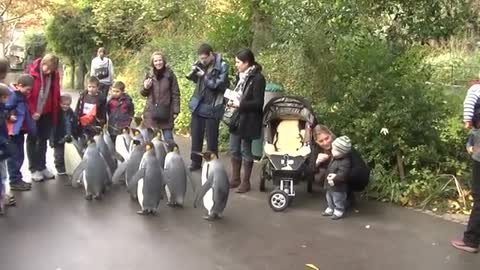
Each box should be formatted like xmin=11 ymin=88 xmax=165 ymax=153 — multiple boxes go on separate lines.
xmin=41 ymin=53 xmax=59 ymax=71
xmin=313 ymin=124 xmax=336 ymax=140
xmin=150 ymin=51 xmax=167 ymax=66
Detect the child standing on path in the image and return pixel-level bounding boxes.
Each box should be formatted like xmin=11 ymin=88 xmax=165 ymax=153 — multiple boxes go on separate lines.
xmin=51 ymin=94 xmax=77 ymax=176
xmin=0 ymin=58 xmax=16 ymax=208
xmin=107 ymin=81 xmax=134 ymax=143
xmin=75 ymin=76 xmax=107 ymax=139
xmin=0 ymin=83 xmax=12 ymax=215
xmin=6 ymin=75 xmax=37 ymax=190
xmin=321 ymin=136 xmax=352 ymax=220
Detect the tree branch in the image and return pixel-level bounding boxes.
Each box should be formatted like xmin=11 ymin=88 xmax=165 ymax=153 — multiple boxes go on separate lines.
xmin=0 ymin=0 xmax=13 ymax=17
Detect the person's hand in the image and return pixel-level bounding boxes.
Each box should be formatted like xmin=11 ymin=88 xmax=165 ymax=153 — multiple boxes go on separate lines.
xmin=32 ymin=113 xmax=40 ymax=121
xmin=64 ymin=135 xmax=73 ymax=143
xmin=327 ymin=173 xmax=336 ymax=181
xmin=328 ymin=179 xmax=335 ymax=186
xmin=316 ymin=153 xmax=330 ymax=164
xmin=196 ymin=69 xmax=205 ymax=77
xmin=144 ymin=78 xmax=153 ymax=89
xmin=227 ymin=99 xmax=239 ymax=108
xmin=465 ymin=121 xmax=473 ymax=129
xmin=9 ymin=115 xmax=17 ymax=122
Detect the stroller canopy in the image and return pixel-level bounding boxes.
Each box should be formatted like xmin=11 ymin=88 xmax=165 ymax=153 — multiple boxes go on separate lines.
xmin=263 ymin=96 xmax=316 ymax=125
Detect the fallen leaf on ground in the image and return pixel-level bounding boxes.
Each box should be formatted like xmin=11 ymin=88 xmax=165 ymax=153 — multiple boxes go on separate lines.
xmin=306 ymin=264 xmax=319 ymax=270
xmin=365 ymin=225 xmax=371 ymax=229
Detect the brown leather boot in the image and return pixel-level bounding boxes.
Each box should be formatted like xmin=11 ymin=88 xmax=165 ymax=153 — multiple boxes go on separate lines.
xmin=237 ymin=160 xmax=253 ymax=193
xmin=230 ymin=158 xmax=242 ymax=188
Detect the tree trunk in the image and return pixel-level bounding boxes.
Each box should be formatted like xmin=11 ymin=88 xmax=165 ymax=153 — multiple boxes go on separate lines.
xmin=75 ymin=59 xmax=87 ymax=90
xmin=70 ymin=59 xmax=75 ymax=90
xmin=250 ymin=0 xmax=272 ymax=53
xmin=396 ymin=151 xmax=406 ymax=180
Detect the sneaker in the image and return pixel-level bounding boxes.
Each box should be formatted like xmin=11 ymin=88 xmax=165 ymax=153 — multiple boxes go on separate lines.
xmin=10 ymin=180 xmax=32 ymax=191
xmin=4 ymin=194 xmax=16 ymax=206
xmin=57 ymin=171 xmax=67 ymax=176
xmin=451 ymin=239 xmax=479 ymax=253
xmin=332 ymin=209 xmax=344 ymax=220
xmin=41 ymin=169 xmax=55 ymax=180
xmin=322 ymin=208 xmax=333 ymax=216
xmin=31 ymin=171 xmax=44 ymax=182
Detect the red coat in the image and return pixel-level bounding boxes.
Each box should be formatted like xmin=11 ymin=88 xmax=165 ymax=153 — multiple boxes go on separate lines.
xmin=27 ymin=58 xmax=61 ymax=125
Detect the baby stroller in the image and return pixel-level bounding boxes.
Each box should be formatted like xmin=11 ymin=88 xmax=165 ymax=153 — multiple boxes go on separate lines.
xmin=259 ymin=96 xmax=317 ymax=211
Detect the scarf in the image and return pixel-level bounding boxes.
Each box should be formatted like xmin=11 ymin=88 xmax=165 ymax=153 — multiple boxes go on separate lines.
xmin=233 ymin=65 xmax=256 ymax=96
xmin=36 ymin=68 xmax=52 ymax=115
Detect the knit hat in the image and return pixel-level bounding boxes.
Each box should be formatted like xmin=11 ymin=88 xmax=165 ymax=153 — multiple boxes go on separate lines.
xmin=332 ymin=136 xmax=352 ymax=155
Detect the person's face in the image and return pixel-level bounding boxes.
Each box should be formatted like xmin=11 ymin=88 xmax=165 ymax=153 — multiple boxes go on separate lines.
xmin=235 ymin=57 xmax=249 ymax=73
xmin=18 ymin=84 xmax=32 ymax=95
xmin=198 ymin=53 xmax=212 ymax=66
xmin=60 ymin=100 xmax=72 ymax=111
xmin=110 ymin=88 xmax=122 ymax=99
xmin=315 ymin=133 xmax=333 ymax=150
xmin=0 ymin=73 xmax=6 ymax=81
xmin=98 ymin=50 xmax=105 ymax=58
xmin=87 ymin=83 xmax=98 ymax=95
xmin=42 ymin=64 xmax=53 ymax=75
xmin=153 ymin=55 xmax=164 ymax=70
xmin=0 ymin=94 xmax=9 ymax=104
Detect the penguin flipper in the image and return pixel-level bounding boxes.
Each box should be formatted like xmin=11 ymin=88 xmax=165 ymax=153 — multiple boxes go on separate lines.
xmin=98 ymin=151 xmax=113 ymax=182
xmin=72 ymin=160 xmax=87 ymax=188
xmin=112 ymin=162 xmax=128 ymax=184
xmin=128 ymin=168 xmax=145 ymax=194
xmin=184 ymin=163 xmax=197 ymax=193
xmin=193 ymin=181 xmax=212 ymax=208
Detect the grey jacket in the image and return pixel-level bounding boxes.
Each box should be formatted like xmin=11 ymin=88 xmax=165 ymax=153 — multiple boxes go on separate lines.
xmin=467 ymin=128 xmax=480 ymax=162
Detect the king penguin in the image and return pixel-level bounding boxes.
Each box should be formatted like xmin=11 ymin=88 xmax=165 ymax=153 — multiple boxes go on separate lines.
xmin=194 ymin=151 xmax=230 ymax=220
xmin=130 ymin=142 xmax=167 ymax=215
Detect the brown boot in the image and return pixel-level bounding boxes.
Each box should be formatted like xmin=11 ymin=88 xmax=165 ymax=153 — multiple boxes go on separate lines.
xmin=237 ymin=160 xmax=253 ymax=193
xmin=230 ymin=158 xmax=242 ymax=188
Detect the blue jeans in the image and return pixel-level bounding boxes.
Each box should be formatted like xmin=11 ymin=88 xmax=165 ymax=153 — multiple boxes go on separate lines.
xmin=326 ymin=190 xmax=347 ymax=216
xmin=229 ymin=133 xmax=253 ymax=161
xmin=7 ymin=134 xmax=25 ymax=183
xmin=162 ymin=129 xmax=174 ymax=144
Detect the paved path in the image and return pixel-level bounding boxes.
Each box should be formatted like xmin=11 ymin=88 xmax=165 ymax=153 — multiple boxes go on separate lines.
xmin=0 ymin=89 xmax=479 ymax=270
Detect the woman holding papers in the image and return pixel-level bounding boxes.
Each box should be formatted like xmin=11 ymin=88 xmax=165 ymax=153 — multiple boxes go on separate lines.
xmin=226 ymin=48 xmax=266 ymax=193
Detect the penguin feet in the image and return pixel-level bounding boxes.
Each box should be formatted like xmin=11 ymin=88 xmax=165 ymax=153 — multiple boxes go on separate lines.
xmin=85 ymin=194 xmax=93 ymax=201
xmin=137 ymin=209 xmax=156 ymax=216
xmin=167 ymin=202 xmax=176 ymax=207
xmin=203 ymin=213 xmax=220 ymax=221
xmin=93 ymin=194 xmax=103 ymax=200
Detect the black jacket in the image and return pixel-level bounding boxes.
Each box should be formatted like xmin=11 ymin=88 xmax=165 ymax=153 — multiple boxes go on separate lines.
xmin=51 ymin=108 xmax=77 ymax=146
xmin=187 ymin=53 xmax=229 ymax=119
xmin=74 ymin=91 xmax=107 ymax=136
xmin=325 ymin=156 xmax=351 ymax=192
xmin=231 ymin=65 xmax=266 ymax=140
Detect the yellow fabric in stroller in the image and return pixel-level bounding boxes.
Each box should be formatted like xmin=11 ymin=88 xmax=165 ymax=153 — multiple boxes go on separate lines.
xmin=264 ymin=119 xmax=310 ymax=157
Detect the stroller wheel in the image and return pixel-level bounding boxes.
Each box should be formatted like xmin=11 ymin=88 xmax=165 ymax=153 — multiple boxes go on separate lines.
xmin=269 ymin=190 xmax=290 ymax=212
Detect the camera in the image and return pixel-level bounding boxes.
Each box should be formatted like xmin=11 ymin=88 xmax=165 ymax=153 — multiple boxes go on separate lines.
xmin=186 ymin=65 xmax=201 ymax=79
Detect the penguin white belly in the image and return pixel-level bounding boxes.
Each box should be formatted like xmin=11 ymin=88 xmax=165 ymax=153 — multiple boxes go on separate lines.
xmin=115 ymin=136 xmax=130 ymax=160
xmin=137 ymin=178 xmax=144 ymax=209
xmin=203 ymin=189 xmax=214 ymax=214
xmin=82 ymin=172 xmax=88 ymax=193
xmin=64 ymin=142 xmax=82 ymax=175
xmin=165 ymin=185 xmax=171 ymax=201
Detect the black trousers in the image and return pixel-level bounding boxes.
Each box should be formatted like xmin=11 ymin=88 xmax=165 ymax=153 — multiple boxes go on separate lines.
xmin=53 ymin=143 xmax=65 ymax=172
xmin=99 ymin=83 xmax=110 ymax=98
xmin=464 ymin=160 xmax=480 ymax=248
xmin=26 ymin=114 xmax=52 ymax=172
xmin=190 ymin=113 xmax=220 ymax=166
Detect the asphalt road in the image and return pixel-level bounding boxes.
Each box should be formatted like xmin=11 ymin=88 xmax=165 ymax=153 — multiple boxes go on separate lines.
xmin=0 ymin=88 xmax=479 ymax=270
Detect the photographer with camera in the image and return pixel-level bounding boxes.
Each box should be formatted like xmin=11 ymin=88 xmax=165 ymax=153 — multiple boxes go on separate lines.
xmin=186 ymin=44 xmax=229 ymax=171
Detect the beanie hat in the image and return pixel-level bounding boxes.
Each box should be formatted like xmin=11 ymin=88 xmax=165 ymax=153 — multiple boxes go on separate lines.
xmin=332 ymin=136 xmax=352 ymax=155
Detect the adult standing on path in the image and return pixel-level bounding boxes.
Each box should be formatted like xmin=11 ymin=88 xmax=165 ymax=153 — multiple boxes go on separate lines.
xmin=451 ymin=83 xmax=480 ymax=253
xmin=26 ymin=53 xmax=61 ymax=182
xmin=226 ymin=48 xmax=265 ymax=193
xmin=313 ymin=125 xmax=370 ymax=206
xmin=186 ymin=44 xmax=229 ymax=171
xmin=141 ymin=51 xmax=180 ymax=143
xmin=90 ymin=47 xmax=114 ymax=97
